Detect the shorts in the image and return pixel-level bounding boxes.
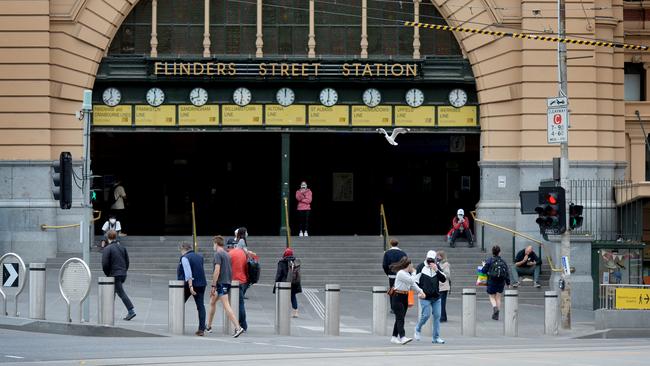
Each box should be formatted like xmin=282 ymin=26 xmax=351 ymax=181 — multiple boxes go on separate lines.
xmin=215 ymin=283 xmax=231 ymax=296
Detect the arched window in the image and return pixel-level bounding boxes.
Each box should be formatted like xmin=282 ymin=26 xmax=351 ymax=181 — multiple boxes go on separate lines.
xmin=263 ymin=0 xmax=309 ymax=56
xmin=210 ymin=0 xmax=257 ymax=55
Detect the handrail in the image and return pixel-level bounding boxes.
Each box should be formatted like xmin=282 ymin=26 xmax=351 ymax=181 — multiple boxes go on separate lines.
xmin=191 ymin=202 xmax=198 ymax=252
xmin=283 ymin=197 xmax=292 ymax=248
xmin=470 ymin=210 xmax=564 ymax=273
xmin=380 ymin=204 xmax=390 ymax=250
xmin=40 ymin=210 xmax=102 ymax=230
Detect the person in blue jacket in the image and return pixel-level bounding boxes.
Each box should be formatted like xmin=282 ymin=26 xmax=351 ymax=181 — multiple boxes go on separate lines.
xmin=481 ymin=245 xmax=511 ymax=320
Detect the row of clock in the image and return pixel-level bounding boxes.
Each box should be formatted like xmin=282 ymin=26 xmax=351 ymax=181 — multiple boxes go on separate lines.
xmin=102 ymin=87 xmax=469 ymax=109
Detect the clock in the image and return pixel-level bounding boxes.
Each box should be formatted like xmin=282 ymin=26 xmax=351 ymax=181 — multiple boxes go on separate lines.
xmin=189 ymin=87 xmax=208 ymax=107
xmin=362 ymin=88 xmax=381 ymax=108
xmin=146 ymin=87 xmax=165 ymax=107
xmin=276 ymin=87 xmax=295 ymax=107
xmin=449 ymin=88 xmax=468 ymax=108
xmin=319 ymin=88 xmax=338 ymax=107
xmin=102 ymin=87 xmax=121 ymax=107
xmin=233 ymin=87 xmax=252 ymax=107
xmin=405 ymin=88 xmax=424 ymax=108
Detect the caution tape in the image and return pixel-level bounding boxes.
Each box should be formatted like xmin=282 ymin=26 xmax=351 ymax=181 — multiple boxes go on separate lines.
xmin=404 ymin=21 xmax=648 ymax=51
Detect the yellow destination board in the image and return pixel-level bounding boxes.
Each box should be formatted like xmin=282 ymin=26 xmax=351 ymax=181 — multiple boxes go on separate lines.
xmin=308 ymin=105 xmax=349 ymax=126
xmin=615 ymin=288 xmax=650 ymax=310
xmin=395 ymin=106 xmax=435 ymax=127
xmin=437 ymin=106 xmax=478 ymax=127
xmin=351 ymin=106 xmax=392 ymax=126
xmin=265 ymin=105 xmax=306 ymax=126
xmin=222 ymin=105 xmax=263 ymax=125
xmin=93 ymin=105 xmax=132 ymax=126
xmin=135 ymin=105 xmax=176 ymax=126
xmin=178 ymin=105 xmax=219 ymax=126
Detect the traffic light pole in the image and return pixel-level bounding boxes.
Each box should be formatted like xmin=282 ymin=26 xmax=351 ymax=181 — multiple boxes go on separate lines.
xmin=81 ymin=90 xmax=93 ymax=322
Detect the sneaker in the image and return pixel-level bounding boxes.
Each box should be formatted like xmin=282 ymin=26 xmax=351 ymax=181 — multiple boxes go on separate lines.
xmin=299 ymin=231 xmax=304 ymax=237
xmin=123 ymin=312 xmax=136 ymax=321
xmin=492 ymin=309 xmax=499 ymax=321
xmin=292 ymin=309 xmax=299 ymax=318
xmin=534 ymin=282 xmax=542 ymax=288
xmin=512 ymin=282 xmax=520 ymax=288
xmin=400 ymin=337 xmax=413 ymax=345
xmin=304 ymin=231 xmax=309 ymax=237
xmin=433 ymin=337 xmax=446 ymax=344
xmin=205 ymin=326 xmax=213 ymax=333
xmin=449 ymin=242 xmax=455 ymax=248
xmin=390 ymin=336 xmax=401 ymax=344
xmin=233 ymin=327 xmax=245 ymax=338
xmin=414 ymin=330 xmax=421 ymax=341
xmin=195 ymin=330 xmax=205 ymax=336
xmin=468 ymin=242 xmax=474 ymax=248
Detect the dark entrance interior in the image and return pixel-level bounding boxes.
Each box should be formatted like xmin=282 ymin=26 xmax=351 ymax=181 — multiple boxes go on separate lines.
xmin=92 ymin=132 xmax=479 ymax=236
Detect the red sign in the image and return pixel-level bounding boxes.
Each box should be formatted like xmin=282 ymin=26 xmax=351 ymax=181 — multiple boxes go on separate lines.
xmin=553 ymin=114 xmax=562 ymax=125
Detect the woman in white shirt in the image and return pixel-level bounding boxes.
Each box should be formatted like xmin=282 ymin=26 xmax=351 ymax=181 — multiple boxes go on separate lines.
xmin=389 ymin=257 xmax=425 ymax=345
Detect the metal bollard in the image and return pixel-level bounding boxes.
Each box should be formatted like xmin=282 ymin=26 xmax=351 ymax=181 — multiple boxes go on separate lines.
xmin=461 ymin=288 xmax=477 ymax=336
xmin=504 ymin=289 xmax=518 ymax=337
xmin=98 ymin=277 xmax=115 ymax=326
xmin=275 ymin=282 xmax=291 ymax=335
xmin=372 ymin=286 xmax=388 ymax=336
xmin=29 ymin=263 xmax=46 ymax=320
xmin=324 ymin=284 xmax=340 ymax=336
xmin=223 ymin=280 xmax=240 ymax=335
xmin=544 ymin=291 xmax=559 ymax=335
xmin=168 ymin=280 xmax=185 ymax=335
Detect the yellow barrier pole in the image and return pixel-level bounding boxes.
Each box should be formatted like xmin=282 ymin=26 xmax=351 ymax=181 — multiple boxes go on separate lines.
xmin=284 ymin=197 xmax=292 ymax=248
xmin=380 ymin=204 xmax=389 ymax=251
xmin=40 ymin=210 xmax=102 ymax=230
xmin=192 ymin=202 xmax=198 ymax=252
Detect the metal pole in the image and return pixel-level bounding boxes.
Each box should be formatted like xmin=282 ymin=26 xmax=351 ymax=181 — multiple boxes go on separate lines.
xmin=29 ymin=263 xmax=46 ymax=320
xmin=223 ymin=280 xmax=239 ymax=335
xmin=504 ymin=289 xmax=518 ymax=337
xmin=324 ymin=284 xmax=340 ymax=336
xmin=372 ymin=286 xmax=388 ymax=336
xmin=461 ymin=288 xmax=477 ymax=336
xmin=168 ymin=280 xmax=185 ymax=335
xmin=98 ymin=277 xmax=115 ymax=326
xmin=275 ymin=282 xmax=291 ymax=335
xmin=481 ymin=225 xmax=485 ymax=252
xmin=82 ymin=90 xmax=93 ymax=322
xmin=545 ymin=291 xmax=560 ymax=335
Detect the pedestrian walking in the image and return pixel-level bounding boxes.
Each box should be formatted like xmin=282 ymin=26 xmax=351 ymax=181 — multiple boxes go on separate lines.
xmin=235 ymin=227 xmax=249 ymax=252
xmin=382 ymin=238 xmax=407 ymax=288
xmin=388 ymin=257 xmax=425 ymax=345
xmin=414 ymin=250 xmax=447 ymax=344
xmin=177 ymin=241 xmax=207 ymax=336
xmin=228 ymin=243 xmax=249 ymax=331
xmin=436 ymin=250 xmax=451 ymax=322
xmin=101 ymin=230 xmax=136 ymax=320
xmin=295 ymin=181 xmax=312 ymax=237
xmin=481 ymin=245 xmax=511 ymax=320
xmin=273 ymin=247 xmax=302 ymax=318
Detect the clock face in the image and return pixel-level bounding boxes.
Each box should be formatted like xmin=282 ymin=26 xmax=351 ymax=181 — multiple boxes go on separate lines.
xmin=405 ymin=88 xmax=424 ymax=108
xmin=102 ymin=88 xmax=121 ymax=107
xmin=362 ymin=88 xmax=381 ymax=108
xmin=319 ymin=88 xmax=338 ymax=107
xmin=189 ymin=87 xmax=208 ymax=107
xmin=146 ymin=87 xmax=165 ymax=107
xmin=449 ymin=88 xmax=468 ymax=108
xmin=276 ymin=87 xmax=295 ymax=107
xmin=233 ymin=87 xmax=252 ymax=107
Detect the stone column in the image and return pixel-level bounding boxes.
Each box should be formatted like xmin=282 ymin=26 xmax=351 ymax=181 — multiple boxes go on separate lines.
xmin=413 ymin=0 xmax=421 ymax=59
xmin=150 ymin=0 xmax=158 ymax=57
xmin=360 ymin=0 xmax=368 ymax=58
xmin=256 ymin=0 xmax=264 ymax=57
xmin=203 ymin=0 xmax=211 ymax=57
xmin=308 ymin=0 xmax=316 ymax=58
xmin=630 ymin=135 xmax=646 ymax=183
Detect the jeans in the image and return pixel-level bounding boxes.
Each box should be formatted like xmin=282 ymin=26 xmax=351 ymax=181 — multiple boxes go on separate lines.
xmin=450 ymin=229 xmax=474 ymax=246
xmin=113 ymin=275 xmax=134 ymax=312
xmin=439 ymin=291 xmax=448 ymax=322
xmin=298 ymin=210 xmax=310 ymax=232
xmin=291 ymin=292 xmax=298 ymax=310
xmin=239 ymin=283 xmax=249 ymax=330
xmin=511 ymin=264 xmax=541 ymax=283
xmin=415 ymin=298 xmax=442 ymax=339
xmin=390 ymin=293 xmax=409 ymax=338
xmin=184 ymin=285 xmax=206 ymax=331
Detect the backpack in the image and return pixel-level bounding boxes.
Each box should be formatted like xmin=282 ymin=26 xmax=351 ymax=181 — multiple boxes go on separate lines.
xmin=488 ymin=256 xmax=508 ymax=280
xmin=247 ymin=257 xmax=260 ymax=285
xmin=286 ymin=259 xmax=301 ymax=285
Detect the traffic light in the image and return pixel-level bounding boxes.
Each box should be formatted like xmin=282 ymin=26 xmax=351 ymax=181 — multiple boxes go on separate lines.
xmin=569 ymin=203 xmax=584 ymax=230
xmin=52 ymin=152 xmax=72 ymax=209
xmin=535 ymin=186 xmax=566 ymax=235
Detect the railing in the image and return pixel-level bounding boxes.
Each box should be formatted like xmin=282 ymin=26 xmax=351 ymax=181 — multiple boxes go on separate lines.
xmin=283 ymin=197 xmax=292 ymax=248
xmin=380 ymin=204 xmax=390 ymax=251
xmin=40 ymin=210 xmax=102 ymax=230
xmin=191 ymin=202 xmax=198 ymax=252
xmin=599 ymin=284 xmax=650 ymax=310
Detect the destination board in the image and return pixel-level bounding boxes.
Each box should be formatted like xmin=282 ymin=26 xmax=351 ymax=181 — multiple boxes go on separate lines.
xmin=394 ymin=106 xmax=435 ymax=127
xmin=437 ymin=106 xmax=478 ymax=127
xmin=222 ymin=105 xmax=263 ymax=125
xmin=265 ymin=105 xmax=306 ymax=126
xmin=178 ymin=105 xmax=219 ymax=126
xmin=308 ymin=106 xmax=349 ymax=126
xmin=92 ymin=105 xmax=132 ymax=126
xmin=351 ymin=106 xmax=392 ymax=126
xmin=134 ymin=105 xmax=176 ymax=126
xmin=615 ymin=288 xmax=650 ymax=310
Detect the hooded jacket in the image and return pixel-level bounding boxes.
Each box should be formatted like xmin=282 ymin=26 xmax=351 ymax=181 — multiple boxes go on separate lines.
xmin=415 ymin=250 xmax=447 ymax=300
xmin=296 ymin=188 xmax=312 ymax=211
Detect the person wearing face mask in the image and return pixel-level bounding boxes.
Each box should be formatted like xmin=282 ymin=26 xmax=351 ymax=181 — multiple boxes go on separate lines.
xmin=100 ymin=215 xmax=121 ymax=248
xmin=295 ymin=181 xmax=312 ymax=237
xmin=446 ymin=209 xmax=474 ymax=248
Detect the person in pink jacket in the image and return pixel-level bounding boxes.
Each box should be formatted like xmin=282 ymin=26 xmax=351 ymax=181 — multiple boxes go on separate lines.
xmin=296 ymin=181 xmax=312 ymax=237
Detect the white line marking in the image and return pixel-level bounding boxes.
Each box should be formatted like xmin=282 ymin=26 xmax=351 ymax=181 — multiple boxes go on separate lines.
xmin=4 ymin=355 xmax=24 ymax=359
xmin=303 ymin=288 xmax=325 ymax=319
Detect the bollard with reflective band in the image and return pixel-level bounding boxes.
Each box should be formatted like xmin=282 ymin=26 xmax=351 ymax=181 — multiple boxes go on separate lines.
xmin=372 ymin=286 xmax=388 ymax=336
xmin=29 ymin=263 xmax=46 ymax=320
xmin=461 ymin=288 xmax=477 ymax=336
xmin=98 ymin=277 xmax=115 ymax=326
xmin=504 ymin=289 xmax=518 ymax=337
xmin=324 ymin=284 xmax=340 ymax=336
xmin=168 ymin=280 xmax=185 ymax=335
xmin=223 ymin=280 xmax=240 ymax=335
xmin=275 ymin=282 xmax=291 ymax=335
xmin=545 ymin=291 xmax=559 ymax=335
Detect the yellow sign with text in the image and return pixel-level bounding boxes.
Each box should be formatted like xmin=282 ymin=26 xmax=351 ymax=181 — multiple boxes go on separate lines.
xmin=615 ymin=288 xmax=650 ymax=310
xmin=135 ymin=105 xmax=176 ymax=126
xmin=222 ymin=105 xmax=263 ymax=125
xmin=437 ymin=106 xmax=478 ymax=127
xmin=92 ymin=105 xmax=132 ymax=126
xmin=351 ymin=106 xmax=392 ymax=126
xmin=265 ymin=105 xmax=306 ymax=126
xmin=178 ymin=105 xmax=219 ymax=126
xmin=395 ymin=106 xmax=435 ymax=127
xmin=308 ymin=105 xmax=349 ymax=126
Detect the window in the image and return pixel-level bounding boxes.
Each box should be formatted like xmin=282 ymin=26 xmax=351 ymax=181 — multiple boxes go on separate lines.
xmin=263 ymin=0 xmax=309 ymax=56
xmin=625 ymin=63 xmax=645 ymax=101
xmin=315 ymin=0 xmax=360 ymax=56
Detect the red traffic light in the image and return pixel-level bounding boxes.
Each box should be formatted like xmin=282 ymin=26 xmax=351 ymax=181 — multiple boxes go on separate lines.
xmin=546 ymin=194 xmax=557 ymax=205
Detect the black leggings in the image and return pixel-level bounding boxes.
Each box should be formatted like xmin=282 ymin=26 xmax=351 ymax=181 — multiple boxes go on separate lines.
xmin=298 ymin=210 xmax=310 ymax=232
xmin=390 ymin=293 xmax=409 ymax=338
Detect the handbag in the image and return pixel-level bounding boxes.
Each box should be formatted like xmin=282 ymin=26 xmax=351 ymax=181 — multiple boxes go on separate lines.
xmin=476 ymin=265 xmax=488 ymax=286
xmin=387 ymin=287 xmax=397 ymax=297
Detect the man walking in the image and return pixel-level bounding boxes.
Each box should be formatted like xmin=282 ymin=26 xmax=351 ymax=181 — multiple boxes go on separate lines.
xmin=177 ymin=242 xmax=207 ymax=336
xmin=511 ymin=245 xmax=542 ymax=288
xmin=229 ymin=242 xmax=249 ymax=332
xmin=101 ymin=230 xmax=136 ymax=320
xmin=382 ymin=238 xmax=407 ymax=288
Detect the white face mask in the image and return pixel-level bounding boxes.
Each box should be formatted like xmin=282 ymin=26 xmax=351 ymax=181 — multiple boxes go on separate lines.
xmin=109 ymin=219 xmax=116 ymax=224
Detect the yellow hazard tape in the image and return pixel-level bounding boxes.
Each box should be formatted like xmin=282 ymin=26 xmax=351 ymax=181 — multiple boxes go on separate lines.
xmin=404 ymin=21 xmax=648 ymax=51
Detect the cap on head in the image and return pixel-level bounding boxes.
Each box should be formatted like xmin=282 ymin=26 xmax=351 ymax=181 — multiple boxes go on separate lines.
xmin=283 ymin=248 xmax=294 ymax=257
xmin=426 ymin=250 xmax=437 ymax=260
xmin=457 ymin=208 xmax=465 ymax=216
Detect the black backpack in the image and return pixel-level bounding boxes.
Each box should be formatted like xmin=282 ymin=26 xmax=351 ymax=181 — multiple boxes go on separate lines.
xmin=488 ymin=256 xmax=508 ymax=280
xmin=247 ymin=257 xmax=260 ymax=285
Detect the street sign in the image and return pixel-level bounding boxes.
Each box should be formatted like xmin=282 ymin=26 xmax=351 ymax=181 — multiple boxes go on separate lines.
xmin=561 ymin=256 xmax=571 ymax=276
xmin=615 ymin=288 xmax=650 ymax=310
xmin=0 ymin=253 xmax=27 ymax=317
xmin=547 ymin=97 xmax=568 ymax=144
xmin=3 ymin=263 xmax=18 ymax=287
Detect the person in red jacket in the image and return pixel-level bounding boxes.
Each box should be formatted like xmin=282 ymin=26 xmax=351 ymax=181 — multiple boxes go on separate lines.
xmin=295 ymin=181 xmax=312 ymax=237
xmin=447 ymin=208 xmax=474 ymax=248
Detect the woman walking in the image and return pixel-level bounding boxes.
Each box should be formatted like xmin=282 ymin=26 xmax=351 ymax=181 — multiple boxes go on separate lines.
xmin=437 ymin=250 xmax=451 ymax=322
xmin=273 ymin=247 xmax=302 ymax=318
xmin=481 ymin=245 xmax=510 ymax=320
xmin=389 ymin=257 xmax=425 ymax=345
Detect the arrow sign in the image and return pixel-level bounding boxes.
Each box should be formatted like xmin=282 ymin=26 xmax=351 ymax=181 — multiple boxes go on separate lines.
xmin=645 ymin=294 xmax=650 ymax=304
xmin=3 ymin=263 xmax=19 ymax=287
